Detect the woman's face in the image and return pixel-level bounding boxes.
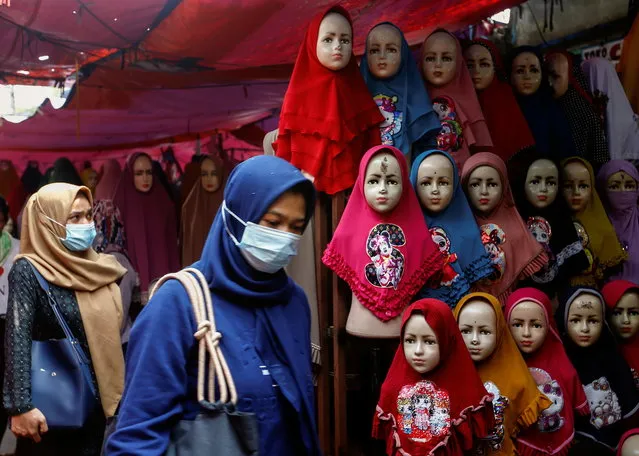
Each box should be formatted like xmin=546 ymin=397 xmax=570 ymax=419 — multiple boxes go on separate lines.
xmin=524 ymin=159 xmax=559 ymax=209
xmin=562 ymin=161 xmax=592 ymax=213
xmin=458 ymin=300 xmax=498 ymax=363
xmin=511 ymin=52 xmax=542 ymax=96
xmin=466 ymin=165 xmax=502 ymax=214
xmin=67 ymin=194 xmax=93 ymax=225
xmin=566 ymin=293 xmax=604 ymax=348
xmin=367 ymin=24 xmax=402 ymax=79
xmin=200 ymin=158 xmax=221 ymax=193
xmin=364 ymin=152 xmax=403 ymax=213
xmin=133 ymin=155 xmax=153 ymax=193
xmin=316 ymin=12 xmax=352 ymax=71
xmin=416 ymin=153 xmax=454 ymax=213
xmin=259 ymin=190 xmax=307 ymax=236
xmin=422 ymin=32 xmax=457 ymax=87
xmin=403 ymin=314 xmax=440 ymax=374
xmin=464 ymin=44 xmax=495 ymax=90
xmin=509 ymin=301 xmax=548 ymax=354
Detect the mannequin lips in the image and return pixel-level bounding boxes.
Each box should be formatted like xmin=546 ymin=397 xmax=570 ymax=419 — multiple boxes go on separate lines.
xmin=520 ymin=340 xmax=534 ymax=347
xmin=537 ymin=195 xmax=548 ymax=202
xmin=479 ymin=198 xmax=490 ymax=205
xmin=571 ymin=198 xmax=582 ymax=206
xmin=577 ymin=335 xmax=591 ymax=343
xmin=621 ymin=327 xmax=633 ymax=334
xmin=412 ymin=358 xmax=426 ymax=366
xmin=331 ymin=53 xmax=343 ymax=61
xmin=430 ymin=198 xmax=441 ymax=205
xmin=142 ymin=183 xmax=150 ymax=189
xmin=433 ymin=70 xmax=443 ymax=78
xmin=377 ymin=62 xmax=387 ymax=69
xmin=376 ymin=197 xmax=388 ymax=204
xmin=469 ymin=348 xmax=482 ymax=356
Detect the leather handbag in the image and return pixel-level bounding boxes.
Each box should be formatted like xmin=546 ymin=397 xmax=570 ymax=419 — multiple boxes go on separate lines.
xmin=28 ymin=261 xmax=99 ymax=430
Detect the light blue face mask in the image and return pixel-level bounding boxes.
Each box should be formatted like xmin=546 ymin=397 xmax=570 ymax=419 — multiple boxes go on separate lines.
xmin=45 ymin=215 xmax=97 ymax=252
xmin=221 ymin=201 xmax=302 ymax=274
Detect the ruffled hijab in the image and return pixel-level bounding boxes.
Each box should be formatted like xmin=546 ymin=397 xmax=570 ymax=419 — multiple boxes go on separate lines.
xmin=17 ymin=183 xmax=126 ymax=416
xmin=360 ymin=22 xmax=440 ymax=156
xmin=466 ymin=39 xmax=535 ymax=162
xmin=94 ymin=159 xmax=122 ymax=201
xmin=454 ymin=293 xmax=552 ymax=455
xmin=275 ymin=5 xmax=383 ymax=195
xmin=410 ymin=150 xmax=493 ymax=306
xmin=504 ymin=288 xmax=589 ymax=456
xmin=322 ymin=145 xmax=444 ymax=322
xmin=461 ymin=153 xmax=547 ymax=302
xmin=421 ymin=29 xmax=493 ymax=170
xmin=561 ymin=157 xmax=627 ymax=286
xmin=374 ymin=299 xmax=494 ymax=456
xmin=597 ymin=160 xmax=639 ymax=282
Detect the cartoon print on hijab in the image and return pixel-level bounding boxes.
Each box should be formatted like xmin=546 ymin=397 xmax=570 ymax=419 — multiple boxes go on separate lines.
xmin=374 ymin=94 xmax=404 ymax=145
xmin=573 ymin=221 xmax=595 ymax=273
xmin=529 ymin=368 xmax=565 ymax=432
xmin=396 ymin=380 xmax=451 ymax=443
xmin=365 ymin=224 xmax=406 ymax=289
xmin=480 ymin=223 xmax=506 ymax=281
xmin=433 ymin=96 xmax=463 ymax=152
xmin=480 ymin=381 xmax=509 ymax=453
xmin=583 ymin=376 xmax=622 ymax=429
xmin=429 ymin=227 xmax=459 ymax=286
xmin=527 ymin=216 xmax=555 ymax=274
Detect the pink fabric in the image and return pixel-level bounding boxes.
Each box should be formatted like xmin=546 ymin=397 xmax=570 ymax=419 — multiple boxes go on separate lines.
xmin=322 ymin=145 xmax=444 ymax=321
xmin=94 ymin=159 xmax=122 ymax=201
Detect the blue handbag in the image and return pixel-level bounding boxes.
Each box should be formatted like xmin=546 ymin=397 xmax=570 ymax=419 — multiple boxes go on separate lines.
xmin=28 ymin=262 xmax=99 ymax=430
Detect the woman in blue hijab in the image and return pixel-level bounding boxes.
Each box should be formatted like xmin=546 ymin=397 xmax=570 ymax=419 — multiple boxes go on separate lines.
xmin=105 ymin=155 xmax=320 ymax=456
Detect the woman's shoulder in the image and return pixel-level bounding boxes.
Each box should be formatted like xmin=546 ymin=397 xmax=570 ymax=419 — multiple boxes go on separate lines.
xmin=9 ymin=257 xmax=37 ymax=282
xmin=141 ymin=276 xmax=197 ymax=327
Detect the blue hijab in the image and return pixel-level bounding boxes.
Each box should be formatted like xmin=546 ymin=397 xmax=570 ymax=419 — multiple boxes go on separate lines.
xmin=410 ymin=149 xmax=493 ymax=306
xmin=360 ymin=22 xmax=440 ymax=156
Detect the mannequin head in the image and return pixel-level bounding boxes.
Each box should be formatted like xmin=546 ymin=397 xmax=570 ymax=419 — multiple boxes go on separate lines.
xmin=607 ymin=171 xmax=638 ymax=192
xmin=566 ymin=292 xmax=604 ymax=348
xmin=464 ymin=44 xmax=495 ymax=90
xmin=415 ymin=153 xmax=454 ymax=213
xmin=0 ymin=160 xmax=10 ymax=171
xmin=466 ymin=165 xmax=502 ymax=214
xmin=422 ymin=31 xmax=457 ymax=87
xmin=132 ymin=154 xmax=153 ymax=193
xmin=364 ymin=152 xmax=403 ymax=213
xmin=316 ymin=12 xmax=352 ymax=71
xmin=546 ymin=53 xmax=570 ymax=99
xmin=367 ymin=24 xmax=402 ymax=79
xmin=562 ymin=160 xmax=592 ymax=213
xmin=622 ymin=434 xmax=639 ymax=456
xmin=458 ymin=299 xmax=498 ymax=362
xmin=509 ymin=301 xmax=548 ymax=354
xmin=200 ymin=157 xmax=221 ymax=193
xmin=610 ymin=290 xmax=639 ymax=341
xmin=511 ymin=52 xmax=542 ymax=96
xmin=403 ymin=312 xmax=440 ymax=373
xmin=524 ymin=159 xmax=559 ymax=209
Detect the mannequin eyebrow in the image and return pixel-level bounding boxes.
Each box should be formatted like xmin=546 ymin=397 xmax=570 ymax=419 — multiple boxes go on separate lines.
xmin=323 ymin=31 xmax=351 ymax=38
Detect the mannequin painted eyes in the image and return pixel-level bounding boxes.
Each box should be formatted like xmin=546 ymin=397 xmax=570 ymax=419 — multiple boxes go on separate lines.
xmin=133 ymin=155 xmax=153 ymax=193
xmin=511 ymin=52 xmax=542 ymax=96
xmin=509 ymin=301 xmax=548 ymax=354
xmin=316 ymin=12 xmax=352 ymax=71
xmin=566 ymin=292 xmax=603 ymax=348
xmin=364 ymin=152 xmax=403 ymax=213
xmin=416 ymin=153 xmax=454 ymax=213
xmin=367 ymin=24 xmax=402 ymax=79
xmin=403 ymin=313 xmax=440 ymax=374
xmin=422 ymin=32 xmax=457 ymax=87
xmin=610 ymin=291 xmax=639 ymax=340
xmin=607 ymin=171 xmax=638 ymax=192
xmin=259 ymin=190 xmax=306 ymax=235
xmin=546 ymin=53 xmax=570 ymax=99
xmin=466 ymin=166 xmax=502 ymax=214
xmin=458 ymin=300 xmax=497 ymax=362
xmin=464 ymin=44 xmax=495 ymax=90
xmin=524 ymin=159 xmax=559 ymax=209
xmin=562 ymin=161 xmax=592 ymax=213
xmin=200 ymin=158 xmax=221 ymax=193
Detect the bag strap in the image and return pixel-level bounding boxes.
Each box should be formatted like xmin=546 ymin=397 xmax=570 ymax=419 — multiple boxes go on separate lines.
xmin=150 ymin=268 xmax=238 ymax=406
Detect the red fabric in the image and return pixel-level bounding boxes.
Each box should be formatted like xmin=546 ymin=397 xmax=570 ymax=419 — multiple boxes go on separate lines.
xmin=374 ymin=299 xmax=494 ymax=456
xmin=505 ymin=288 xmax=589 ymax=456
xmin=468 ymin=39 xmax=535 ymax=162
xmin=602 ymin=280 xmax=639 ymax=380
xmin=6 ymin=183 xmax=26 ymax=221
xmin=322 ymin=145 xmax=444 ymax=321
xmin=274 ymin=5 xmax=383 ymax=195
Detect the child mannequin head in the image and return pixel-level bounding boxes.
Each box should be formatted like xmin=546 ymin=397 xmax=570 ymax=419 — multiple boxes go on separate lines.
xmin=316 ymin=12 xmax=352 ymax=71
xmin=403 ymin=312 xmax=440 ymax=373
xmin=457 ymin=298 xmax=498 ymax=362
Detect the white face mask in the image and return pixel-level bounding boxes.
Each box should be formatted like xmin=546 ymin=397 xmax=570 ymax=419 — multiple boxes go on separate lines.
xmin=221 ymin=201 xmax=302 ymax=274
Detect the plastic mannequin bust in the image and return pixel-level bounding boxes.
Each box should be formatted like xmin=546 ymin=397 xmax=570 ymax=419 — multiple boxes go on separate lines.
xmin=422 ymin=31 xmax=457 ymax=87
xmin=511 ymin=52 xmax=543 ymax=96
xmin=415 ymin=153 xmax=455 ymax=213
xmin=133 ymin=154 xmax=153 ymax=193
xmin=458 ymin=299 xmax=498 ymax=362
xmin=403 ymin=313 xmax=441 ymax=373
xmin=546 ymin=53 xmax=570 ymax=99
xmin=622 ymin=434 xmax=639 ymax=456
xmin=524 ymin=159 xmax=559 ymax=209
xmin=610 ymin=290 xmax=639 ymax=340
xmin=200 ymin=157 xmax=221 ymax=193
xmin=316 ymin=12 xmax=352 ymax=71
xmin=367 ymin=23 xmax=402 ymax=80
xmin=466 ymin=166 xmax=503 ymax=215
xmin=607 ymin=171 xmax=639 ymax=193
xmin=347 ymin=152 xmax=404 ymax=337
xmin=464 ymin=44 xmax=495 ymax=91
xmin=508 ymin=301 xmax=549 ymax=354
xmin=566 ymin=292 xmax=604 ymax=348
xmin=562 ymin=161 xmax=592 ymax=214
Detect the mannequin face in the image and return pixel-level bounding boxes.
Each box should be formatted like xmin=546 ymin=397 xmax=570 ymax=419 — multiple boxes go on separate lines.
xmin=466 ymin=166 xmax=502 ymax=214
xmin=464 ymin=44 xmax=495 ymax=90
xmin=67 ymin=194 xmax=93 ymax=225
xmin=610 ymin=291 xmax=639 ymax=340
xmin=524 ymin=159 xmax=559 ymax=209
xmin=621 ymin=435 xmax=639 ymax=456
xmin=562 ymin=161 xmax=592 ymax=213
xmin=416 ymin=154 xmax=454 ymax=213
xmin=546 ymin=53 xmax=570 ymax=99
xmin=422 ymin=32 xmax=457 ymax=87
xmin=509 ymin=301 xmax=548 ymax=354
xmin=566 ymin=292 xmax=604 ymax=348
xmin=364 ymin=152 xmax=403 ymax=213
xmin=511 ymin=52 xmax=542 ymax=96
xmin=133 ymin=155 xmax=153 ymax=193
xmin=403 ymin=313 xmax=440 ymax=374
xmin=607 ymin=171 xmax=638 ymax=192
xmin=458 ymin=300 xmax=498 ymax=363
xmin=316 ymin=12 xmax=352 ymax=71
xmin=367 ymin=24 xmax=402 ymax=79
xmin=200 ymin=158 xmax=221 ymax=193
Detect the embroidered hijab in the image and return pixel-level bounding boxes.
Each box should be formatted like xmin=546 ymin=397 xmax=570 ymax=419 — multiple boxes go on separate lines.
xmin=92 ymin=199 xmax=127 ymax=256
xmin=322 ymin=145 xmax=444 ymax=321
xmin=410 ymin=150 xmax=493 ymax=306
xmin=374 ymin=299 xmax=494 ymax=456
xmin=275 ymin=5 xmax=383 ymax=195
